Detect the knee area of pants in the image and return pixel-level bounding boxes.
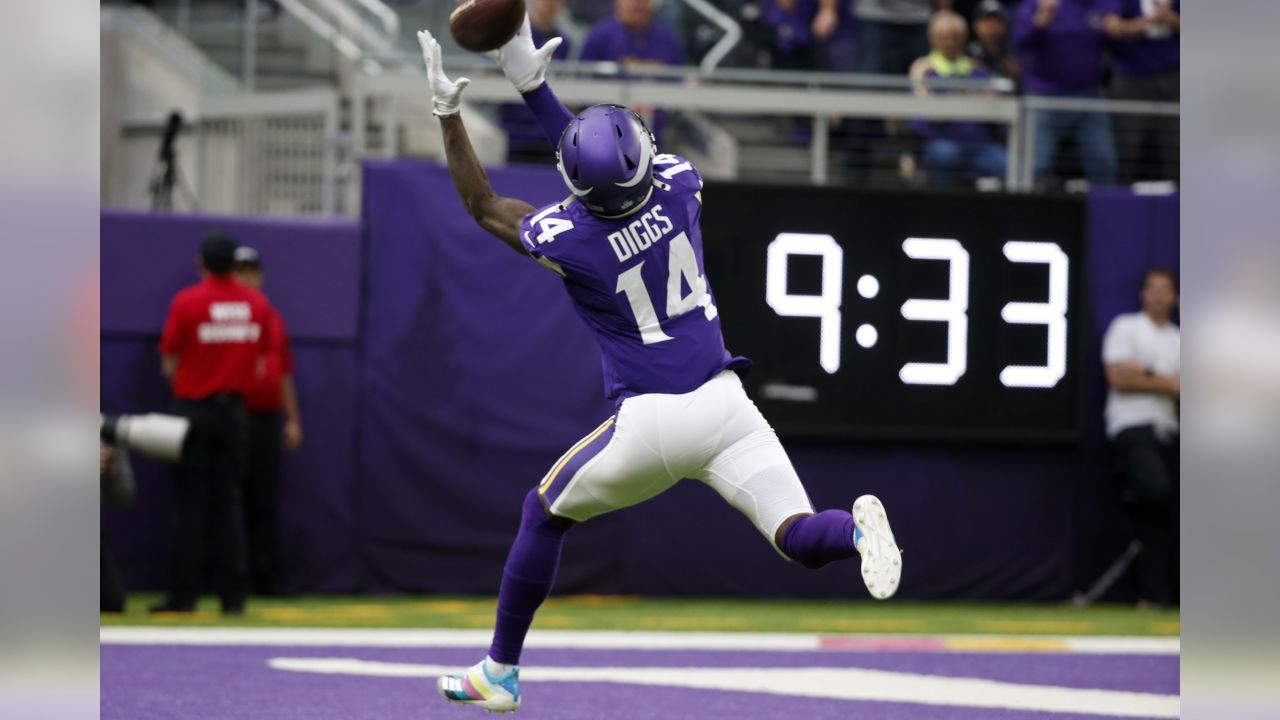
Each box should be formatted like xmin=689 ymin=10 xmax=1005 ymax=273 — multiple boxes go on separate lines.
xmin=522 ymin=489 xmax=574 ymax=533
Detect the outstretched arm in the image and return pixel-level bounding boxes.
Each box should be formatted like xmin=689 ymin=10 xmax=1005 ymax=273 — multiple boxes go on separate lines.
xmin=420 ymin=30 xmax=534 ymax=255
xmin=490 ymin=16 xmax=575 ymax=145
xmin=440 ymin=114 xmax=535 ymax=252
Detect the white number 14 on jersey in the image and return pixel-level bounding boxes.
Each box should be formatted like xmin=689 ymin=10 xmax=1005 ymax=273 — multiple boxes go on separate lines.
xmin=615 ymin=231 xmax=718 ymax=345
xmin=536 ymin=217 xmax=574 ymax=245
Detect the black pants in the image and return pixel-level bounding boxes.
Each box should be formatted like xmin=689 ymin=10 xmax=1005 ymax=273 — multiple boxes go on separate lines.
xmin=1111 ymin=71 xmax=1179 ymax=184
xmin=245 ymin=411 xmax=283 ymax=595
xmin=168 ymin=394 xmax=249 ymax=610
xmin=101 ymin=527 xmax=126 ymax=612
xmin=1112 ymin=425 xmax=1179 ymax=604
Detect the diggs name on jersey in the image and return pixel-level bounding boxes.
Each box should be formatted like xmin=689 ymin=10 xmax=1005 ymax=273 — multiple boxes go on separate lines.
xmin=606 ymin=205 xmax=675 ymax=264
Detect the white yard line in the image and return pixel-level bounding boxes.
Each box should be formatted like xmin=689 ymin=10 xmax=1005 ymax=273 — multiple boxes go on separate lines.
xmin=100 ymin=626 xmax=1180 ymax=655
xmin=268 ymin=657 xmax=1180 ymax=718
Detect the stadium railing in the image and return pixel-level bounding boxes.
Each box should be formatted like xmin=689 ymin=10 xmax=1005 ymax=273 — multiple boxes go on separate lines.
xmin=115 ymin=89 xmax=343 ymax=216
xmin=1019 ymin=95 xmax=1180 ymax=192
xmin=348 ymin=59 xmax=1018 ymax=185
xmin=102 ymin=2 xmax=1181 ymax=216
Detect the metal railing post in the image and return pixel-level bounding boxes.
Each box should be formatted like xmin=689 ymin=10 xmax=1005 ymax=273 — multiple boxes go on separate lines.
xmin=322 ymin=99 xmax=339 ymax=216
xmin=385 ymin=95 xmax=400 ymax=158
xmin=351 ymin=82 xmax=367 ymax=215
xmin=1005 ymin=101 xmax=1021 ymax=191
xmin=811 ymin=114 xmax=829 ymax=186
xmin=1020 ymin=102 xmax=1037 ymax=191
xmin=242 ymin=0 xmax=258 ymax=90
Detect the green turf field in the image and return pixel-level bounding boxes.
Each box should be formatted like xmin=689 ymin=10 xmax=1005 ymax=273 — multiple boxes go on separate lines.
xmin=101 ymin=594 xmax=1178 ymax=637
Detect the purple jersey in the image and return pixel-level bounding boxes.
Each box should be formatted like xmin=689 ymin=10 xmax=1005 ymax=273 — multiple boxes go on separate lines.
xmin=579 ymin=17 xmax=685 ymax=67
xmin=519 ymin=154 xmax=750 ymax=401
xmin=1100 ymin=0 xmax=1179 ymax=77
xmin=1012 ymin=0 xmax=1109 ymax=95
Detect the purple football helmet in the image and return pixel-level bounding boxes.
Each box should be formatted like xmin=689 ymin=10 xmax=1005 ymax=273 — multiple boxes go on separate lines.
xmin=556 ymin=105 xmax=657 ymax=219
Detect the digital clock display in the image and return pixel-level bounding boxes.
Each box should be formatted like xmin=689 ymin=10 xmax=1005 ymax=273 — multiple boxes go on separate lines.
xmin=700 ymin=184 xmax=1086 ymax=442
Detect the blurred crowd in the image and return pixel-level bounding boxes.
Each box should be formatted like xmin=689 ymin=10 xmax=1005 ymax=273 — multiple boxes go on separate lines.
xmin=495 ymin=0 xmax=1179 ymax=188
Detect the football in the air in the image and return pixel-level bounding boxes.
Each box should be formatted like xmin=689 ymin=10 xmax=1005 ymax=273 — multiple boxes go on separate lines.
xmin=449 ymin=0 xmax=526 ymax=53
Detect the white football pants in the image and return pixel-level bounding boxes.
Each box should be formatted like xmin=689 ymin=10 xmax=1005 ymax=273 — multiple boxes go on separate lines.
xmin=535 ymin=370 xmax=814 ymax=551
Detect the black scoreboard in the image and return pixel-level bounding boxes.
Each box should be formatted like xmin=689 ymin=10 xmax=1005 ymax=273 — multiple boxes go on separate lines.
xmin=700 ymin=184 xmax=1086 ymax=442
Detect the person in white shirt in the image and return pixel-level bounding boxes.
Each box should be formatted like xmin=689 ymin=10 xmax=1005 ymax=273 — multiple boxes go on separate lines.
xmin=1102 ymin=267 xmax=1179 ymax=606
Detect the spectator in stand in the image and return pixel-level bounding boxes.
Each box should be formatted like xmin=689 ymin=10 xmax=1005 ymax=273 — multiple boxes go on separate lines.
xmin=854 ymin=0 xmax=950 ymax=75
xmin=154 ymin=231 xmax=275 ymax=616
xmin=232 ymin=246 xmax=303 ymax=597
xmin=967 ymin=0 xmax=1019 ymax=84
xmin=763 ymin=0 xmax=840 ymax=70
xmin=837 ymin=0 xmax=946 ymax=185
xmin=501 ymin=0 xmax=572 ymax=162
xmin=908 ymin=11 xmax=1007 ymax=187
xmin=580 ymin=0 xmax=685 ymax=68
xmin=530 ymin=0 xmax=573 ymax=57
xmin=1102 ymin=267 xmax=1180 ymax=607
xmin=1012 ymin=0 xmax=1117 ymax=187
xmin=1102 ymin=0 xmax=1179 ymax=183
xmin=580 ymin=0 xmax=684 ymax=138
xmin=567 ymin=0 xmax=616 ymax=28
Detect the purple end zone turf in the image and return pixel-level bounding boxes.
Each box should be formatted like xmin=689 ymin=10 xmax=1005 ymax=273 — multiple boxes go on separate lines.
xmin=101 ymin=643 xmax=1178 ymax=720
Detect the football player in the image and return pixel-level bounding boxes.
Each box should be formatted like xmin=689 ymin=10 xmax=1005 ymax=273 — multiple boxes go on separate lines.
xmin=418 ymin=21 xmax=902 ymax=713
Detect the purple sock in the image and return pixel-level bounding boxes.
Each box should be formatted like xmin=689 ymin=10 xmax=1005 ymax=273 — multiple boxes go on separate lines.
xmin=779 ymin=510 xmax=857 ymax=569
xmin=488 ymin=489 xmax=573 ymax=665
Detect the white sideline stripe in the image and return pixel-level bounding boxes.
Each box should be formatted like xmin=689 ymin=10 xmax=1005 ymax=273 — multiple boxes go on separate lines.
xmin=268 ymin=658 xmax=1180 ymax=718
xmin=100 ymin=627 xmax=1179 ymax=655
xmin=1065 ymin=637 xmax=1181 ymax=654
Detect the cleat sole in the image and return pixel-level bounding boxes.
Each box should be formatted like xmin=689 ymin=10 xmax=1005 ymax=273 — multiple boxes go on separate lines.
xmin=853 ymin=494 xmax=902 ymax=600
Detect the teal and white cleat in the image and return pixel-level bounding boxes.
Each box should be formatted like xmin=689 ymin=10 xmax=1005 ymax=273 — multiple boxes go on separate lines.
xmin=853 ymin=494 xmax=902 ymax=600
xmin=437 ymin=658 xmax=521 ymax=713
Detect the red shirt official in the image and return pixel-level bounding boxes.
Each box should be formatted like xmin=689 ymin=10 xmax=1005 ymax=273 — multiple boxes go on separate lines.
xmin=242 ymin=304 xmax=294 ymax=413
xmin=159 ymin=275 xmax=275 ymax=400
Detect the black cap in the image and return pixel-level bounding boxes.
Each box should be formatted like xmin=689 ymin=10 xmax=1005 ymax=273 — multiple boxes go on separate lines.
xmin=974 ymin=0 xmax=1006 ymax=20
xmin=200 ymin=231 xmax=237 ymax=275
xmin=233 ymin=245 xmax=262 ymax=269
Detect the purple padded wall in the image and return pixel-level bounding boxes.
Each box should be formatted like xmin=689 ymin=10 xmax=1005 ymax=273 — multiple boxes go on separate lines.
xmin=99 ymin=173 xmax=1178 ymax=600
xmin=100 ymin=211 xmax=364 ymax=593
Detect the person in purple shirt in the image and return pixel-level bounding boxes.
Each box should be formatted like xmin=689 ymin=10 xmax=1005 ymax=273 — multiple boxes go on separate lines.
xmin=1102 ymin=0 xmax=1179 ymax=183
xmin=415 ymin=18 xmax=903 ymax=713
xmin=763 ymin=0 xmax=840 ymax=70
xmin=908 ymin=10 xmax=1008 ymax=187
xmin=580 ymin=0 xmax=685 ymax=66
xmin=580 ymin=0 xmax=684 ymax=141
xmin=1013 ymin=0 xmax=1117 ymax=187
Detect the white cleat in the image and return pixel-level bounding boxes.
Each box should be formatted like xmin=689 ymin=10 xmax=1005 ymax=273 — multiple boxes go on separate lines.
xmin=853 ymin=494 xmax=902 ymax=600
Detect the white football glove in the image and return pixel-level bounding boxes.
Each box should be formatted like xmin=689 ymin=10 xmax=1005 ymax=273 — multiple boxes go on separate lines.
xmin=486 ymin=14 xmax=563 ymax=93
xmin=418 ymin=30 xmax=471 ymax=117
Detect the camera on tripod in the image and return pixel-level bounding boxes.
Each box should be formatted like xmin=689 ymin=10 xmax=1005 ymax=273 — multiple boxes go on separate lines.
xmin=149 ymin=110 xmax=196 ymax=212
